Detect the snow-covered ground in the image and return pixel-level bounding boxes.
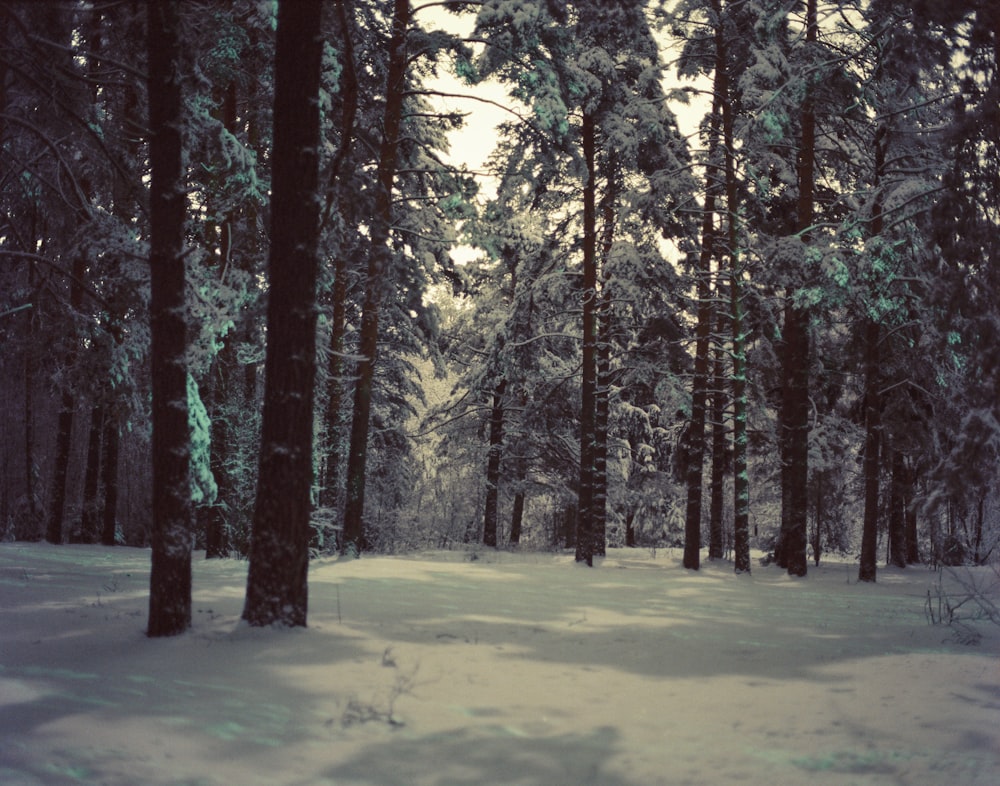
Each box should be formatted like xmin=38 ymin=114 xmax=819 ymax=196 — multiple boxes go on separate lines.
xmin=1 ymin=542 xmax=997 ymax=786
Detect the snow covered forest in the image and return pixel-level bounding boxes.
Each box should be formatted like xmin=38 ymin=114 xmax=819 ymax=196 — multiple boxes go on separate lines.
xmin=1 ymin=0 xmax=999 ymax=633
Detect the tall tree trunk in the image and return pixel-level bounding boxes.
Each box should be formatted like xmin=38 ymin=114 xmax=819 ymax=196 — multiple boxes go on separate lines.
xmin=904 ymin=459 xmax=920 ymax=564
xmin=778 ymin=0 xmax=818 ymax=578
xmin=321 ymin=252 xmax=348 ymax=513
xmin=593 ymin=299 xmax=611 ymax=557
xmin=203 ymin=356 xmax=232 ymax=558
xmin=46 ymin=391 xmax=75 ymax=544
xmin=708 ymin=299 xmax=728 ymax=560
xmin=510 ymin=478 xmax=524 ymax=546
xmin=888 ymin=448 xmax=907 ymax=567
xmin=100 ymin=408 xmax=119 ymax=546
xmin=715 ymin=0 xmax=750 ymax=574
xmin=483 ymin=380 xmax=506 ymax=548
xmin=684 ymin=68 xmax=724 ymax=571
xmin=592 ymin=161 xmax=616 ymax=559
xmin=341 ymin=0 xmax=410 ymax=556
xmin=24 ymin=261 xmax=38 ymax=529
xmin=859 ymin=123 xmax=889 ymax=583
xmin=147 ymin=0 xmax=193 ymax=637
xmin=203 ymin=76 xmax=238 ymax=560
xmin=858 ymin=320 xmax=881 ymax=583
xmin=319 ymin=0 xmax=358 ymax=518
xmin=78 ymin=404 xmax=103 ymax=542
xmin=576 ymin=110 xmax=598 ymax=566
xmin=242 ymin=0 xmax=324 ymax=627
xmin=46 ymin=253 xmax=88 ymax=545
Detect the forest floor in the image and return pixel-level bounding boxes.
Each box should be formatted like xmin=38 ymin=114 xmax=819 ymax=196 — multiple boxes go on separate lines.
xmin=0 ymin=542 xmax=998 ymax=786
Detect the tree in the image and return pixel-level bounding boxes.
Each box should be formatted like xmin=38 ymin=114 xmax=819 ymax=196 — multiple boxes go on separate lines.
xmin=242 ymin=0 xmax=324 ymax=627
xmin=341 ymin=0 xmax=412 ymax=556
xmin=147 ymin=0 xmax=194 ymax=638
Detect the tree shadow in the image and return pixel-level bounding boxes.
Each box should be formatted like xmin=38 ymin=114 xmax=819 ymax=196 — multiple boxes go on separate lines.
xmin=313 ymin=725 xmax=639 ymax=786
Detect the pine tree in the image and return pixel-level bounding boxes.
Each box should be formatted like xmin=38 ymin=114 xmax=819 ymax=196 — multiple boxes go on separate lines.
xmin=242 ymin=0 xmax=324 ymax=627
xmin=147 ymin=0 xmax=194 ymax=638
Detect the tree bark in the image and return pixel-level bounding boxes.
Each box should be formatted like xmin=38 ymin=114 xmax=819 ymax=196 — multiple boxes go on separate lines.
xmin=859 ymin=122 xmax=889 ymax=583
xmin=483 ymin=380 xmax=506 ymax=548
xmin=888 ymin=448 xmax=907 ymax=567
xmin=576 ymin=110 xmax=598 ymax=566
xmin=708 ymin=299 xmax=728 ymax=560
xmin=341 ymin=0 xmax=410 ymax=556
xmin=858 ymin=319 xmax=881 ymax=583
xmin=78 ymin=404 xmax=104 ymax=542
xmin=778 ymin=0 xmax=818 ymax=578
xmin=147 ymin=0 xmax=193 ymax=637
xmin=100 ymin=407 xmax=119 ymax=546
xmin=684 ymin=68 xmax=725 ymax=571
xmin=715 ymin=0 xmax=750 ymax=574
xmin=242 ymin=0 xmax=324 ymax=627
xmin=319 ymin=0 xmax=358 ymax=518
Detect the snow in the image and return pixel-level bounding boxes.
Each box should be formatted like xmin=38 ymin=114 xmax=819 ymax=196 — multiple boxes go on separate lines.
xmin=1 ymin=543 xmax=997 ymax=786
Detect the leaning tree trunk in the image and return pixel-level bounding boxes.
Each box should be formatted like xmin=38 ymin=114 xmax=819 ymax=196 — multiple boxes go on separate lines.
xmin=147 ymin=0 xmax=193 ymax=638
xmin=242 ymin=0 xmax=324 ymax=628
xmin=341 ymin=0 xmax=410 ymax=556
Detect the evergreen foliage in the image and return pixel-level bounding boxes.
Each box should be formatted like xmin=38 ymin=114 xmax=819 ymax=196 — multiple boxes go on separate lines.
xmin=0 ymin=0 xmax=997 ymax=625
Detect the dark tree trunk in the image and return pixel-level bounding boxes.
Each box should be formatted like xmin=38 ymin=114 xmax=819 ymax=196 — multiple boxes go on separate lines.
xmin=483 ymin=380 xmax=506 ymax=548
xmin=684 ymin=69 xmax=724 ymax=571
xmin=100 ymin=409 xmax=119 ymax=546
xmin=708 ymin=302 xmax=727 ymax=560
xmin=813 ymin=471 xmax=823 ymax=566
xmin=202 ymin=72 xmax=238 ymax=560
xmin=778 ymin=0 xmax=818 ymax=578
xmin=341 ymin=0 xmax=410 ymax=556
xmin=147 ymin=0 xmax=193 ymax=638
xmin=46 ymin=392 xmax=74 ymax=544
xmin=592 ymin=170 xmax=615 ymax=559
xmin=593 ymin=300 xmax=610 ymax=557
xmin=576 ymin=110 xmax=598 ymax=566
xmin=779 ymin=302 xmax=810 ymax=576
xmin=24 ymin=262 xmax=39 ymax=529
xmin=242 ymin=0 xmax=324 ymax=627
xmin=904 ymin=460 xmax=920 ymax=564
xmin=888 ymin=448 xmax=907 ymax=567
xmin=859 ymin=321 xmax=881 ymax=583
xmin=859 ymin=122 xmax=889 ymax=583
xmin=509 ymin=484 xmax=525 ymax=546
xmin=203 ymin=356 xmax=231 ymax=559
xmin=78 ymin=404 xmax=104 ymax=542
xmin=321 ymin=252 xmax=348 ymax=513
xmin=47 ymin=253 xmax=88 ymax=545
xmin=714 ymin=0 xmax=750 ymax=574
xmin=319 ymin=0 xmax=358 ymax=518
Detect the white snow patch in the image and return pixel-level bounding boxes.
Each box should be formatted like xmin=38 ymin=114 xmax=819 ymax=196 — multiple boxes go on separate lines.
xmin=0 ymin=543 xmax=997 ymax=785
